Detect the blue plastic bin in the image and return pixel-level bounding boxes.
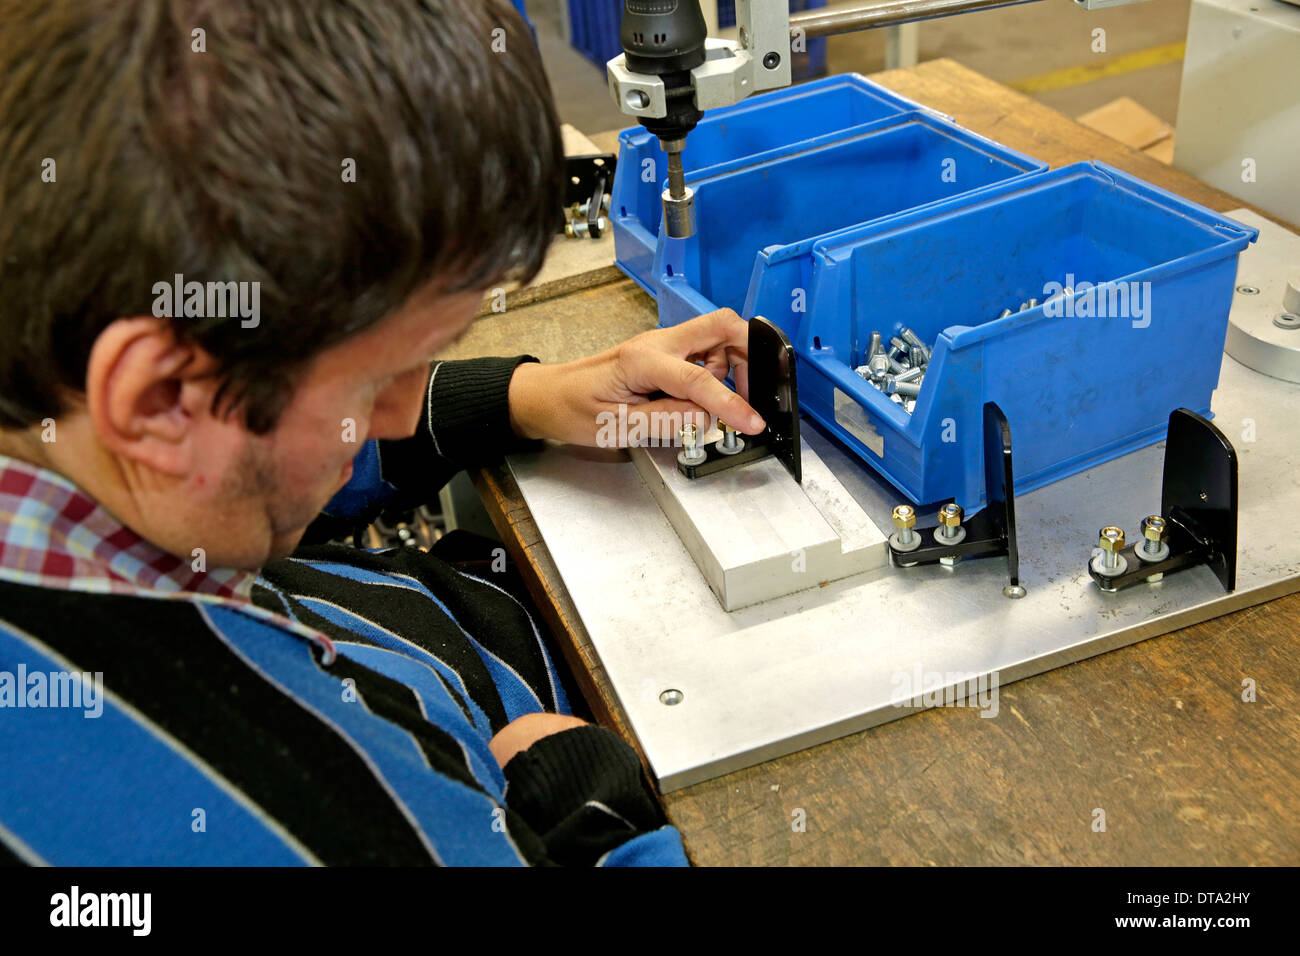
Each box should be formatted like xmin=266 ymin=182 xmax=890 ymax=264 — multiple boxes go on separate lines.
xmin=744 ymin=162 xmax=1258 ymax=511
xmin=568 ymin=0 xmax=622 ymax=69
xmin=653 ymin=111 xmax=1048 ymax=326
xmin=611 ymin=74 xmax=930 ymax=295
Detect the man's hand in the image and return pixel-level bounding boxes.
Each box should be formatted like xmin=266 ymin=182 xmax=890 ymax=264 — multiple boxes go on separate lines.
xmin=507 ymin=308 xmax=766 ymax=447
xmin=489 ymin=712 xmax=589 ymax=769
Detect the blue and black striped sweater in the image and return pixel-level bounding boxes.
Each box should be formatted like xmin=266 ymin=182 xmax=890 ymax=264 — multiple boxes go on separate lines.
xmin=0 ymin=356 xmax=688 ymax=866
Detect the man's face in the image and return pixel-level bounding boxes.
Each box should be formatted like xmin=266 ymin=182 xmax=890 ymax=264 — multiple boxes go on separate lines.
xmin=190 ymin=282 xmax=484 ymax=567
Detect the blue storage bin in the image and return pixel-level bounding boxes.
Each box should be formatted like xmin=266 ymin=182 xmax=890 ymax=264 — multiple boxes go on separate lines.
xmin=568 ymin=0 xmax=622 ymax=69
xmin=745 ymin=162 xmax=1258 ymax=511
xmin=611 ymin=73 xmax=930 ymax=295
xmin=653 ymin=111 xmax=1047 ymax=326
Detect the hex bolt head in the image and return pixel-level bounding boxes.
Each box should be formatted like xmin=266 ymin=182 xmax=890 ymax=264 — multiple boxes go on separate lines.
xmin=938 ymin=503 xmax=964 ymax=533
xmin=677 ymin=422 xmax=706 ymax=466
xmin=1098 ymin=526 xmax=1126 ymax=572
xmin=1136 ymin=514 xmax=1171 ymax=565
xmin=1142 ymin=515 xmax=1167 ymax=547
xmin=891 ymin=504 xmax=920 ymax=553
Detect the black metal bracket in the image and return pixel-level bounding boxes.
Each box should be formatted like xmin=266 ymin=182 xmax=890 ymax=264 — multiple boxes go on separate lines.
xmin=887 ymin=402 xmax=1023 ymax=596
xmin=677 ymin=316 xmax=802 ymax=483
xmin=560 ymin=154 xmax=617 ymax=238
xmin=1088 ymin=408 xmax=1238 ymax=594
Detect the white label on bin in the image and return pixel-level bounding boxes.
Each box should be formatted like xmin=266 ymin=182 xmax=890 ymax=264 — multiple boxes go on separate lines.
xmin=834 ymin=388 xmax=884 ymax=457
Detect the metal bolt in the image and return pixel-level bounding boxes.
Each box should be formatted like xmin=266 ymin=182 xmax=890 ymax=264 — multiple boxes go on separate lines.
xmin=938 ymin=503 xmax=964 ymax=540
xmin=900 ymin=328 xmax=926 ymax=351
xmin=867 ymin=330 xmax=883 ymax=360
xmin=894 ymin=366 xmax=924 ymax=384
xmin=912 ymin=344 xmax=930 ymax=366
xmin=891 ymin=380 xmax=922 ymax=398
xmin=869 ymin=353 xmax=890 ymax=378
xmin=678 ymin=423 xmax=706 ymax=466
xmin=717 ymin=419 xmax=744 ymax=455
xmin=892 ymin=505 xmax=917 ymax=549
xmin=1141 ymin=515 xmax=1167 ymax=556
xmin=998 ymin=308 xmax=1013 ymax=319
xmin=1099 ymin=526 xmax=1126 ymax=571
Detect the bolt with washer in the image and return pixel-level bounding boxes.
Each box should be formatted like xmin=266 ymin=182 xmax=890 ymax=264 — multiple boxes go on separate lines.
xmin=677 ymin=423 xmax=706 ymax=467
xmin=716 ymin=419 xmax=745 ymax=456
xmin=1135 ymin=514 xmax=1170 ymax=581
xmin=1091 ymin=526 xmax=1128 ymax=577
xmin=936 ymin=502 xmax=967 ymax=566
xmin=890 ymin=504 xmax=921 ymax=555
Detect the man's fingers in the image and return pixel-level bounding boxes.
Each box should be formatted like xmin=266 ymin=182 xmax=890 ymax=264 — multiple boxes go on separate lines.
xmin=629 ymin=348 xmax=765 ymax=434
xmin=727 ymin=345 xmax=750 ymax=401
xmin=659 ymin=308 xmax=749 ymax=360
xmin=614 ymin=400 xmax=710 ymax=445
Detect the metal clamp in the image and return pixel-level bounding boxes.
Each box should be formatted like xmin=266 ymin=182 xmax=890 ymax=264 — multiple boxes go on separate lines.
xmin=887 ymin=402 xmax=1024 ymax=598
xmin=1087 ymin=409 xmax=1238 ymax=594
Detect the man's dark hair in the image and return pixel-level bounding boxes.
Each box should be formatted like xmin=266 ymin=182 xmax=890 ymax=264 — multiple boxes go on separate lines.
xmin=0 ymin=0 xmax=564 ymax=432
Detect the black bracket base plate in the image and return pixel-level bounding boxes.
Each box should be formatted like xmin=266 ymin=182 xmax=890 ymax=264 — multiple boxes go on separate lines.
xmin=677 ymin=316 xmax=802 ymax=484
xmin=887 ymin=402 xmax=1022 ymax=594
xmin=1088 ymin=408 xmax=1238 ymax=594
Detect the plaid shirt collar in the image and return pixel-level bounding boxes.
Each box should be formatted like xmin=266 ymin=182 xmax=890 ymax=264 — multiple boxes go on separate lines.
xmin=0 ymin=454 xmax=255 ymax=601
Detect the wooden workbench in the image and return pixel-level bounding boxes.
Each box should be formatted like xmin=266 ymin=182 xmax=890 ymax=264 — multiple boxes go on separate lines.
xmin=446 ymin=60 xmax=1300 ymax=865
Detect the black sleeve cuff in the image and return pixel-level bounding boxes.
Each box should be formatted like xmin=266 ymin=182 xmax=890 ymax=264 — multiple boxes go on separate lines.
xmin=425 ymin=355 xmax=543 ymax=467
xmin=503 ymin=725 xmax=668 ymax=866
xmin=371 ymin=356 xmax=543 ymax=504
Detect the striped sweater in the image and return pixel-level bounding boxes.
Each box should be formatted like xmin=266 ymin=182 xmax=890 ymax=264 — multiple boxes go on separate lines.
xmin=0 ymin=356 xmax=687 ymax=866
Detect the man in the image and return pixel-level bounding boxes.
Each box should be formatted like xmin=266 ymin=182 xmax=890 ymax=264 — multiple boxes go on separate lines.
xmin=0 ymin=0 xmax=763 ymax=865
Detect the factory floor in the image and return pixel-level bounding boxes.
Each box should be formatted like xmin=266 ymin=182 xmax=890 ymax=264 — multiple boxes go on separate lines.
xmin=528 ymin=0 xmax=1191 ymax=137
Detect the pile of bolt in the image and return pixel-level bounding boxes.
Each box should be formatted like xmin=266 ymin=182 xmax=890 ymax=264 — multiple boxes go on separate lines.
xmin=1093 ymin=515 xmax=1169 ymax=581
xmin=852 ymin=328 xmax=930 ymax=413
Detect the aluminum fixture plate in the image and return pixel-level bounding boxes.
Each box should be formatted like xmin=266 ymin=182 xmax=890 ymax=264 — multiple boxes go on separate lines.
xmin=1223 ymin=209 xmax=1300 ymax=384
xmin=509 ymin=354 xmax=1300 ymax=795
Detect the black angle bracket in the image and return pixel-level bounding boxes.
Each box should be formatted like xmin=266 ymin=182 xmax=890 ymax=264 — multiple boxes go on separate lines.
xmin=677 ymin=316 xmax=802 ymax=484
xmin=1088 ymin=408 xmax=1238 ymax=594
xmin=888 ymin=402 xmax=1023 ymax=597
xmin=560 ymin=154 xmax=617 ymax=238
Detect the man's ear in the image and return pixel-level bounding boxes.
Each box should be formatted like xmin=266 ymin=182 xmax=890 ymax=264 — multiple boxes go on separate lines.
xmin=85 ymin=317 xmax=223 ymax=478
